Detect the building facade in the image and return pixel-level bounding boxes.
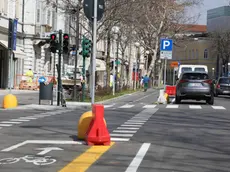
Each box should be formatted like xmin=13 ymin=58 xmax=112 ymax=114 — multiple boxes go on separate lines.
xmin=207 ymin=6 xmax=230 ymax=32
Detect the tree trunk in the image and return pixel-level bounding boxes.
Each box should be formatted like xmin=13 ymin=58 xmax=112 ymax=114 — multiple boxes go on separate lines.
xmin=128 ymin=43 xmax=133 ymax=88
xmin=120 ymin=52 xmax=125 ymax=90
xmin=106 ymin=31 xmax=111 ymax=90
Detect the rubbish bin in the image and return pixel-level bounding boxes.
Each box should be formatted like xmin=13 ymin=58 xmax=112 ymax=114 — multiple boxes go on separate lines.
xmin=39 ymin=83 xmax=53 ymax=105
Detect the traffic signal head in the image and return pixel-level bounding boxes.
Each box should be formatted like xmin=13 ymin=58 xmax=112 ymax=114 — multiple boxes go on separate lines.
xmin=82 ymin=36 xmax=92 ymax=57
xmin=50 ymin=34 xmax=57 ymax=53
xmin=63 ymin=33 xmax=69 ymax=54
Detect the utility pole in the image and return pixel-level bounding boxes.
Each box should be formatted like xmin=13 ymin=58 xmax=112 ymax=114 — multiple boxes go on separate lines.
xmin=57 ymin=29 xmax=62 ymax=106
xmin=116 ymin=37 xmax=119 ymax=92
xmin=73 ymin=0 xmax=80 ymax=101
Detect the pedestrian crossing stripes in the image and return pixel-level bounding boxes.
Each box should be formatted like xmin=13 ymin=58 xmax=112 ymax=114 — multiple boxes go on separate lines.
xmin=110 ymin=109 xmax=158 ymax=142
xmin=0 ymin=109 xmax=73 ymax=131
xmin=104 ymin=104 xmax=227 ymax=110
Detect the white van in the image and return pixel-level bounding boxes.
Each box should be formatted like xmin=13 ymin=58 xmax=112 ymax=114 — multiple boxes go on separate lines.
xmin=177 ymin=65 xmax=208 ymax=79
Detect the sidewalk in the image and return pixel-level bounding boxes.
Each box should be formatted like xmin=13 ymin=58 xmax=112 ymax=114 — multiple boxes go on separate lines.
xmin=0 ymin=89 xmax=38 ymax=95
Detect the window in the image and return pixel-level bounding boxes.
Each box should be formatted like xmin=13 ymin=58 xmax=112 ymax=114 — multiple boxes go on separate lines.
xmin=192 ymin=49 xmax=194 ymax=59
xmin=196 ymin=49 xmax=199 ymax=59
xmin=36 ymin=9 xmax=40 ymax=23
xmin=181 ymin=67 xmax=192 ymax=73
xmin=47 ymin=10 xmax=51 ymax=25
xmin=204 ymin=49 xmax=208 ymax=59
xmin=182 ymin=73 xmax=209 ymax=80
xmin=194 ymin=68 xmax=205 ymax=72
xmin=0 ymin=0 xmax=8 ymax=14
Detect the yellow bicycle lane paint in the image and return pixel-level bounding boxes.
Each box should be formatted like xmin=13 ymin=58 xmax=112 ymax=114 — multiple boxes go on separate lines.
xmin=59 ymin=142 xmax=115 ymax=172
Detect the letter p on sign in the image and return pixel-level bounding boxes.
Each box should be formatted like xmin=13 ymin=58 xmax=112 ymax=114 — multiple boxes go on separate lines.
xmin=163 ymin=41 xmax=170 ymax=49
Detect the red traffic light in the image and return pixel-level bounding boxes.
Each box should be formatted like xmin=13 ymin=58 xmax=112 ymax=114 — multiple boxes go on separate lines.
xmin=50 ymin=34 xmax=56 ymax=40
xmin=63 ymin=34 xmax=69 ymax=40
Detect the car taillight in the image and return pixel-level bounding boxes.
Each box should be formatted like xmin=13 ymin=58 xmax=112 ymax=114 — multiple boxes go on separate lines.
xmin=180 ymin=79 xmax=188 ymax=83
xmin=203 ymin=79 xmax=212 ymax=84
xmin=216 ymin=84 xmax=220 ymax=88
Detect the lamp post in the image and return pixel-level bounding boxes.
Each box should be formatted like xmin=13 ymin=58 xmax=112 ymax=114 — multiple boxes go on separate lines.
xmin=134 ymin=42 xmax=140 ymax=90
xmin=212 ymin=68 xmax=215 ymax=79
xmin=145 ymin=50 xmax=150 ymax=73
xmin=112 ymin=26 xmax=120 ymax=95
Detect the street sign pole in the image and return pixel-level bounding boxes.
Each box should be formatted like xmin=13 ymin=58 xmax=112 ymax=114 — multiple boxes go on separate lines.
xmin=164 ymin=59 xmax=167 ymax=89
xmin=91 ymin=0 xmax=98 ymax=105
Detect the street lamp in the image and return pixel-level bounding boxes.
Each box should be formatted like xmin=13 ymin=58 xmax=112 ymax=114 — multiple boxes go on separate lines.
xmin=134 ymin=42 xmax=140 ymax=90
xmin=112 ymin=26 xmax=120 ymax=95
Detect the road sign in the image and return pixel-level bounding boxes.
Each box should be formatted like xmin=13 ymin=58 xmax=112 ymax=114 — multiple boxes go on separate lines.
xmin=170 ymin=61 xmax=179 ymax=68
xmin=13 ymin=19 xmax=18 ymax=51
xmin=83 ymin=0 xmax=105 ymax=21
xmin=160 ymin=39 xmax=173 ymax=59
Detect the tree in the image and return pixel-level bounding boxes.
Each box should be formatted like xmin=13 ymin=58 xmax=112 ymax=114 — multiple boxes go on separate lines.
xmin=127 ymin=0 xmax=202 ymax=81
xmin=210 ymin=31 xmax=230 ymax=77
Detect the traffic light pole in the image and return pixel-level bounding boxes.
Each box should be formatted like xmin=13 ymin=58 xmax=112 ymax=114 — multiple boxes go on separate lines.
xmin=82 ymin=55 xmax=86 ymax=102
xmin=57 ymin=29 xmax=62 ymax=106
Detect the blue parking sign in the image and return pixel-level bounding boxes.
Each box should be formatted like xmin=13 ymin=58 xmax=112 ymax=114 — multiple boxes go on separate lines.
xmin=13 ymin=19 xmax=18 ymax=51
xmin=160 ymin=39 xmax=173 ymax=51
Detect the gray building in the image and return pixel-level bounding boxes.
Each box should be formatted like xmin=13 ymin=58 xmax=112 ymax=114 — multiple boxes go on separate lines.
xmin=207 ymin=6 xmax=230 ymax=32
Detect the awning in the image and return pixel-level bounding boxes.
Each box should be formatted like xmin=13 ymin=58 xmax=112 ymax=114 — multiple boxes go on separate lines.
xmin=0 ymin=40 xmax=26 ymax=59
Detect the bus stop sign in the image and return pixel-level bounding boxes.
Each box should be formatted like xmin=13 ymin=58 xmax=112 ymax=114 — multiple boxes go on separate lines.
xmin=83 ymin=0 xmax=105 ymax=21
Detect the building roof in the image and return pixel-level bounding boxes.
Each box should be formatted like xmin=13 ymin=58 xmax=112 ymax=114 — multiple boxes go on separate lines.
xmin=181 ymin=24 xmax=207 ymax=33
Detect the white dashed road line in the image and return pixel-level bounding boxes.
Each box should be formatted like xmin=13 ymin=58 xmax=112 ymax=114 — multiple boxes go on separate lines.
xmin=125 ymin=143 xmax=151 ymax=172
xmin=119 ymin=104 xmax=135 ymax=108
xmin=0 ymin=124 xmax=13 ymax=127
xmin=189 ymin=105 xmax=202 ymax=109
xmin=212 ymin=106 xmax=226 ymax=110
xmin=10 ymin=119 xmax=30 ymax=122
xmin=1 ymin=121 xmax=22 ymax=124
xmin=117 ymin=127 xmax=140 ymax=130
xmin=113 ymin=130 xmax=137 ymax=134
xmin=110 ymin=134 xmax=134 ymax=137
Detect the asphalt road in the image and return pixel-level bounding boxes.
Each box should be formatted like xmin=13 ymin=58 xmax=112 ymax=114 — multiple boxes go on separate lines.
xmin=0 ymin=89 xmax=230 ymax=172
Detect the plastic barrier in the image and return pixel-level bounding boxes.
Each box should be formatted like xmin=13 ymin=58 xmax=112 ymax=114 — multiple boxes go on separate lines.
xmin=165 ymin=85 xmax=176 ymax=96
xmin=86 ymin=104 xmax=110 ymax=146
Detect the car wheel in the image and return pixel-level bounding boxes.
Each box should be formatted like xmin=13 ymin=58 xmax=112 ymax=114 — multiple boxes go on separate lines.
xmin=206 ymin=95 xmax=214 ymax=105
xmin=175 ymin=96 xmax=181 ymax=104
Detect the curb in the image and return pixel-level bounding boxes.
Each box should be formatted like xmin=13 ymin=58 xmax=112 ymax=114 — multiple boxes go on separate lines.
xmin=97 ymin=91 xmax=141 ymax=104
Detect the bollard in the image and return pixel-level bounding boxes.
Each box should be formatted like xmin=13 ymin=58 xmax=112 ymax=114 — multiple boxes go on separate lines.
xmin=2 ymin=94 xmax=18 ymax=109
xmin=86 ymin=104 xmax=110 ymax=146
xmin=77 ymin=111 xmax=107 ymax=140
xmin=157 ymin=89 xmax=167 ymax=104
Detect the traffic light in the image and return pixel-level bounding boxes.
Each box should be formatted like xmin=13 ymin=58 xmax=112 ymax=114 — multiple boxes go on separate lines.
xmin=82 ymin=36 xmax=92 ymax=57
xmin=50 ymin=34 xmax=58 ymax=53
xmin=63 ymin=33 xmax=69 ymax=54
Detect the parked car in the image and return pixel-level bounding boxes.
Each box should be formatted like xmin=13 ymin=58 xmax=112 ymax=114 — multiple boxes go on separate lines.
xmin=175 ymin=72 xmax=214 ymax=105
xmin=214 ymin=77 xmax=230 ymax=97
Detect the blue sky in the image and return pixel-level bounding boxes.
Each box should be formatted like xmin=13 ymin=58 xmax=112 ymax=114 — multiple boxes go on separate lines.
xmin=197 ymin=0 xmax=229 ymax=24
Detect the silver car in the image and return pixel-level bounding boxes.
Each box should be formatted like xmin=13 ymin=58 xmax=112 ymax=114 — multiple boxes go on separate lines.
xmin=175 ymin=72 xmax=214 ymax=105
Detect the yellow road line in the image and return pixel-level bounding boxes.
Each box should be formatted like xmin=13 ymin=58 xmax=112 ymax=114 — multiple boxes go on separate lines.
xmin=59 ymin=142 xmax=115 ymax=172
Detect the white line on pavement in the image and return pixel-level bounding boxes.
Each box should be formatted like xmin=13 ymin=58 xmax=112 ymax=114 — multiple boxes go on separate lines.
xmin=125 ymin=143 xmax=151 ymax=172
xmin=0 ymin=124 xmax=13 ymax=127
xmin=1 ymin=140 xmax=84 ymax=152
xmin=189 ymin=105 xmax=202 ymax=109
xmin=121 ymin=124 xmax=142 ymax=127
xmin=111 ymin=138 xmax=130 ymax=142
xmin=119 ymin=104 xmax=134 ymax=108
xmin=166 ymin=105 xmax=179 ymax=109
xmin=127 ymin=120 xmax=147 ymax=123
xmin=19 ymin=117 xmax=37 ymax=120
xmin=124 ymin=122 xmax=145 ymax=125
xmin=212 ymin=106 xmax=226 ymax=110
xmin=10 ymin=119 xmax=30 ymax=122
xmin=143 ymin=105 xmax=156 ymax=108
xmin=113 ymin=130 xmax=137 ymax=134
xmin=133 ymin=92 xmax=157 ymax=103
xmin=117 ymin=127 xmax=140 ymax=130
xmin=110 ymin=133 xmax=134 ymax=137
xmin=1 ymin=121 xmax=22 ymax=124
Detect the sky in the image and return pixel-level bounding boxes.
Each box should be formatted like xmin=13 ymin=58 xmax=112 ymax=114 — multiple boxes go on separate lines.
xmin=196 ymin=0 xmax=229 ymax=24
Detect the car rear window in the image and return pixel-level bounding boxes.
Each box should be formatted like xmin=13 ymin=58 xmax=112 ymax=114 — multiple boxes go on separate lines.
xmin=182 ymin=73 xmax=209 ymax=80
xmin=194 ymin=68 xmax=205 ymax=72
xmin=219 ymin=78 xmax=230 ymax=84
xmin=181 ymin=67 xmax=192 ymax=73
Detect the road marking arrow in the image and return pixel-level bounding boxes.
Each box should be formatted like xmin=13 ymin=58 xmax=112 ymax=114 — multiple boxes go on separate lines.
xmin=36 ymin=147 xmax=63 ymax=155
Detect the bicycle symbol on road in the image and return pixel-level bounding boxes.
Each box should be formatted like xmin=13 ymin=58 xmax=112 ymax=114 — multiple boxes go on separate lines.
xmin=0 ymin=155 xmax=56 ymax=166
